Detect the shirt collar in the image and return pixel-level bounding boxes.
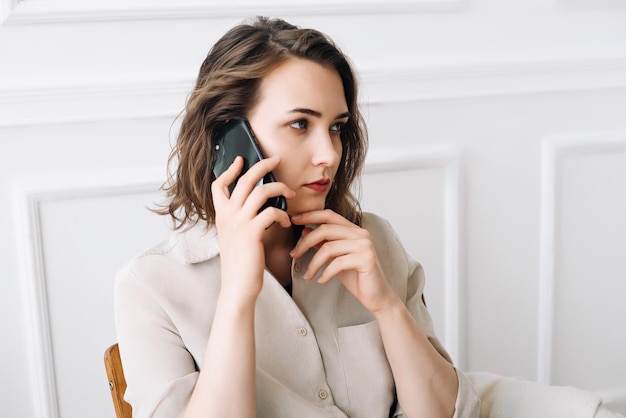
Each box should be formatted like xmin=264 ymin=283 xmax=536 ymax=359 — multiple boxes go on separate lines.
xmin=179 ymin=221 xmax=220 ymax=264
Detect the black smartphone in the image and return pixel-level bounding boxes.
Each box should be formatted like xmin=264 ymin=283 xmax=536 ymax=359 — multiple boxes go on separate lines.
xmin=212 ymin=118 xmax=287 ymax=212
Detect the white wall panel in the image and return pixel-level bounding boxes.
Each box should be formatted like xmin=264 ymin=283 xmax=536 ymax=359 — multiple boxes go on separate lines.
xmin=362 ymin=88 xmax=626 ymax=387
xmin=2 ymin=116 xmax=173 ymax=416
xmin=538 ymin=133 xmax=626 ymax=412
xmin=17 ymin=182 xmax=169 ymax=418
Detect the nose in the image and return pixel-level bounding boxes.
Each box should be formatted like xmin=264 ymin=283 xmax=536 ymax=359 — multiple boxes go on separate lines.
xmin=311 ymin=129 xmax=341 ymax=167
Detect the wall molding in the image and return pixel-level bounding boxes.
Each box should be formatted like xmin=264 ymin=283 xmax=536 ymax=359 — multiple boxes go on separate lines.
xmin=1 ymin=0 xmax=468 ymax=25
xmin=537 ymin=131 xmax=626 ymax=405
xmin=0 ymin=0 xmax=18 ymax=24
xmin=15 ymin=188 xmax=60 ymax=418
xmin=361 ymin=55 xmax=626 ymax=104
xmin=0 ymin=78 xmax=191 ymax=128
xmin=558 ymin=0 xmax=626 ymax=9
xmin=3 ymin=56 xmax=626 ymax=128
xmin=14 ymin=172 xmax=163 ymax=418
xmin=365 ymin=145 xmax=465 ymax=367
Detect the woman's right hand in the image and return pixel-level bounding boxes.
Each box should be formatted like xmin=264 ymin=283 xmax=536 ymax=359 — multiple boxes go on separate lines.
xmin=211 ymin=155 xmax=294 ymax=303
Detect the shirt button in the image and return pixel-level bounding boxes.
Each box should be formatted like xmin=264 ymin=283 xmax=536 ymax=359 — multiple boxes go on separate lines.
xmin=298 ymin=327 xmax=308 ymax=337
xmin=294 ymin=262 xmax=301 ymax=273
xmin=318 ymin=389 xmax=328 ymax=400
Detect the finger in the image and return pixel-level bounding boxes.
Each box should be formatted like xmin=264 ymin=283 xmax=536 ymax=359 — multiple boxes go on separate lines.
xmin=300 ymin=227 xmax=325 ymax=250
xmin=252 ymin=206 xmax=292 ymax=230
xmin=212 ymin=156 xmax=244 ymax=204
xmin=302 ymin=240 xmax=346 ymax=281
xmin=303 ymin=238 xmax=373 ymax=281
xmin=292 ymin=223 xmax=368 ymax=258
xmin=291 ymin=209 xmax=353 ymax=227
xmin=241 ymin=181 xmax=295 ymax=216
xmin=229 ymin=156 xmax=281 ymax=204
xmin=316 ymin=245 xmax=380 ymax=285
xmin=316 ymin=254 xmax=359 ymax=284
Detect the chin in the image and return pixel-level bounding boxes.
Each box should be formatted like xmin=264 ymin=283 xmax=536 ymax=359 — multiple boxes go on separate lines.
xmin=287 ymin=202 xmax=326 ymax=216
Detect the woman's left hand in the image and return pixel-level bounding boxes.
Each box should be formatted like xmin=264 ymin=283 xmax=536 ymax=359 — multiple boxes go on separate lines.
xmin=290 ymin=209 xmax=398 ymax=315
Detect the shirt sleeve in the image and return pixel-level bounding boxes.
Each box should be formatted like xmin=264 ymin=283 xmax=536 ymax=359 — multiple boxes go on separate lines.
xmin=374 ymin=213 xmax=480 ymax=418
xmin=467 ymin=372 xmax=625 ymax=418
xmin=114 ymin=264 xmax=198 ymax=418
xmin=401 ymin=259 xmax=481 ymax=418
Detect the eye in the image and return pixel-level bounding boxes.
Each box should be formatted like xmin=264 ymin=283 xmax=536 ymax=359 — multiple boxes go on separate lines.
xmin=330 ymin=122 xmax=345 ymax=134
xmin=289 ymin=119 xmax=308 ymax=130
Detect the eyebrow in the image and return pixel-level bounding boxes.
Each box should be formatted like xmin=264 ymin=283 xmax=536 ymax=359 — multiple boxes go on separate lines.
xmin=289 ymin=108 xmax=350 ymax=120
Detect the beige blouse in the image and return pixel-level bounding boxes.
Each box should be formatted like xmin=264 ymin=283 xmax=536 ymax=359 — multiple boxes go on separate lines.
xmin=114 ymin=212 xmax=481 ymax=417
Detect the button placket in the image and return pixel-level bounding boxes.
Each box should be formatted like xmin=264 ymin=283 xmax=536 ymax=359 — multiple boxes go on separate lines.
xmin=291 ymin=248 xmax=312 ymax=280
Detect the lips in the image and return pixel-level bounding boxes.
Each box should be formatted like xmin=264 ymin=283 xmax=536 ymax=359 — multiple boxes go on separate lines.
xmin=304 ymin=178 xmax=330 ymax=193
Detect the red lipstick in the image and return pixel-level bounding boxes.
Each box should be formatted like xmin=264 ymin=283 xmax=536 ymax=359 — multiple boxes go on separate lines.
xmin=304 ymin=178 xmax=330 ymax=193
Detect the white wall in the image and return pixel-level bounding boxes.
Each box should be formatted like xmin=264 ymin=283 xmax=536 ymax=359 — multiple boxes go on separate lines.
xmin=1 ymin=1 xmax=626 ymax=417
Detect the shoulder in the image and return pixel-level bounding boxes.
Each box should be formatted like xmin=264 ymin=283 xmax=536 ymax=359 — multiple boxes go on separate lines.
xmin=126 ymin=221 xmax=219 ymax=267
xmin=114 ymin=222 xmax=223 ymax=327
xmin=361 ymin=212 xmax=404 ymax=254
xmin=361 ymin=212 xmax=416 ymax=294
xmin=115 ymin=221 xmax=221 ymax=295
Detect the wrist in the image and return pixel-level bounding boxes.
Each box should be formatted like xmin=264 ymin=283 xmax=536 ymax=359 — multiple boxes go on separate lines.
xmin=216 ymin=284 xmax=259 ymax=318
xmin=219 ymin=265 xmax=264 ymax=303
xmin=372 ymin=293 xmax=405 ymax=320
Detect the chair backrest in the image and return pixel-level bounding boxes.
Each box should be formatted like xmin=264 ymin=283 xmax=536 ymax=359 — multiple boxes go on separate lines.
xmin=104 ymin=343 xmax=133 ymax=418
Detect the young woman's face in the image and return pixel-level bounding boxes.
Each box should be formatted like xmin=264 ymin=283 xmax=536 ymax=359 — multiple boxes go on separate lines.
xmin=247 ymin=58 xmax=349 ymax=216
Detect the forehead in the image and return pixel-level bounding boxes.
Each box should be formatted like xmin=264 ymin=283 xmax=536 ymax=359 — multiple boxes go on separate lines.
xmin=254 ymin=58 xmax=347 ymax=112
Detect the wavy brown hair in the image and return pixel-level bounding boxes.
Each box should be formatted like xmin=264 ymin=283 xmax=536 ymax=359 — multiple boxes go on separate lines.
xmin=157 ymin=17 xmax=368 ymax=229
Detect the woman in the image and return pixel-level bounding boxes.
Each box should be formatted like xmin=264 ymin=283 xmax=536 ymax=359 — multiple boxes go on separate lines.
xmin=115 ymin=17 xmax=480 ymax=417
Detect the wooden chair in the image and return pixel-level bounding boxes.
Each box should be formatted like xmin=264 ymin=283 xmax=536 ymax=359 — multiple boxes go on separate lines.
xmin=104 ymin=343 xmax=133 ymax=418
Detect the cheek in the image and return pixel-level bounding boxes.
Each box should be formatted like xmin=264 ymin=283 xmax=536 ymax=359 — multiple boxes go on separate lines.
xmin=256 ymin=140 xmax=279 ymax=160
xmin=271 ymin=156 xmax=298 ymax=186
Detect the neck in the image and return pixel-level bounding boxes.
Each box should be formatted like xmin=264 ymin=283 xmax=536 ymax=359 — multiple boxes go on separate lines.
xmin=262 ymin=222 xmax=302 ymax=288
